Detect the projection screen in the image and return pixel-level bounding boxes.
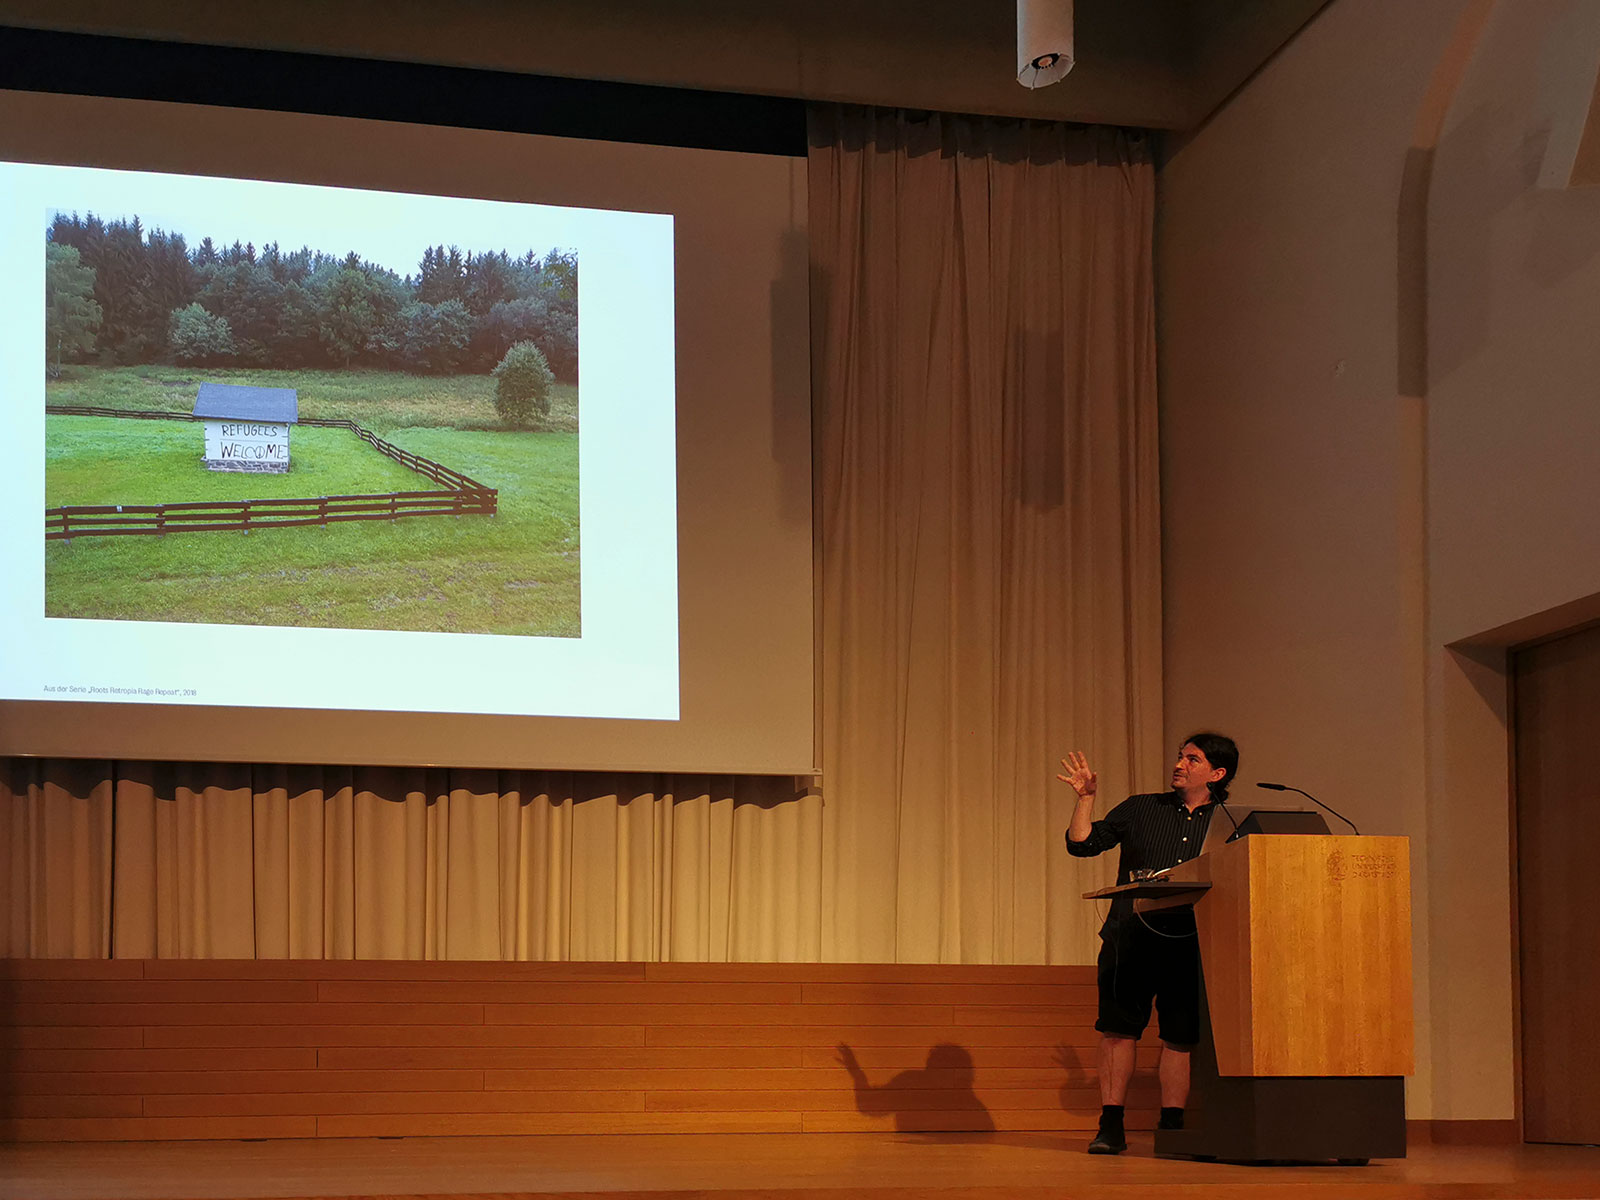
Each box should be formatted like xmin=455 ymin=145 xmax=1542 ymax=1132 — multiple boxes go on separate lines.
xmin=0 ymin=86 xmax=814 ymax=774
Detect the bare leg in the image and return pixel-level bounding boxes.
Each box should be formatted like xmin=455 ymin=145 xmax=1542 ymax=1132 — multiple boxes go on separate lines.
xmin=1158 ymin=1042 xmax=1191 ymax=1108
xmin=1098 ymin=1034 xmax=1138 ymax=1105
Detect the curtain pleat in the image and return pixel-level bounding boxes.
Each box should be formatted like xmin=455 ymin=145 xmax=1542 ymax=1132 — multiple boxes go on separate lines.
xmin=0 ymin=758 xmax=112 ymax=957
xmin=2 ymin=106 xmax=1158 ymax=966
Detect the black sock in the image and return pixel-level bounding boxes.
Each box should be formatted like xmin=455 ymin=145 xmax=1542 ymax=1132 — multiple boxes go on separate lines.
xmin=1158 ymin=1105 xmax=1184 ymax=1129
xmin=1100 ymin=1104 xmax=1125 ymax=1132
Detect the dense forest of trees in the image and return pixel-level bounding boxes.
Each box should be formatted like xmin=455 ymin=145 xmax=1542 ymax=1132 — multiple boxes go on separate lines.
xmin=43 ymin=214 xmax=578 ymax=381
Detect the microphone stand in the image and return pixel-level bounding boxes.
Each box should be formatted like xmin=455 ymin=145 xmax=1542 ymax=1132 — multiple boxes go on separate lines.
xmin=1256 ymin=782 xmax=1361 ymax=835
xmin=1208 ymin=782 xmax=1243 ymax=843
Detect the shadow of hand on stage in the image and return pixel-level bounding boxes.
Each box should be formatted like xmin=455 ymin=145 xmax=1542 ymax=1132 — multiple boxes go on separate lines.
xmin=835 ymin=1041 xmax=995 ymax=1135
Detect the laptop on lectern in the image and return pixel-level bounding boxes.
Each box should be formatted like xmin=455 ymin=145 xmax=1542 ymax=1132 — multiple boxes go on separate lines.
xmin=1199 ymin=806 xmax=1329 ymax=856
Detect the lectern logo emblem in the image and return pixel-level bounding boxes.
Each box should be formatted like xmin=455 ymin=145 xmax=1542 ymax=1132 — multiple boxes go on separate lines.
xmin=1327 ymin=848 xmax=1347 ymax=882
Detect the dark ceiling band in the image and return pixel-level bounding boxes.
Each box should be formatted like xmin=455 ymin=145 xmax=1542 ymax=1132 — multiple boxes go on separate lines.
xmin=0 ymin=24 xmax=807 ymax=158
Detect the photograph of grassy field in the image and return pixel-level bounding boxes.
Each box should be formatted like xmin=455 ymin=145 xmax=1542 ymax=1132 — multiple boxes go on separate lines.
xmin=45 ymin=366 xmax=581 ymax=637
xmin=42 ymin=176 xmax=586 ymax=640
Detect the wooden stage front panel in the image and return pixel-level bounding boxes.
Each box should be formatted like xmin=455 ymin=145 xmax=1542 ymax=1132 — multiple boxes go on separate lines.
xmin=0 ymin=960 xmax=1166 ymax=1142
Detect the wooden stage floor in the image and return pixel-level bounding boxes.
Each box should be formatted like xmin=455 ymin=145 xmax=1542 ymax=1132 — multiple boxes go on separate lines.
xmin=5 ymin=1133 xmax=1600 ymax=1200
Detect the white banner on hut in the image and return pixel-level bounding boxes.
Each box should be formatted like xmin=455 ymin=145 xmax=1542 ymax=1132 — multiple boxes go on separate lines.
xmin=192 ymin=382 xmax=299 ymax=474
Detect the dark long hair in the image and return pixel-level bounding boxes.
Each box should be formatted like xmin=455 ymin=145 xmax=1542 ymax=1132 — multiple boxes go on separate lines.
xmin=1183 ymin=731 xmax=1239 ymax=802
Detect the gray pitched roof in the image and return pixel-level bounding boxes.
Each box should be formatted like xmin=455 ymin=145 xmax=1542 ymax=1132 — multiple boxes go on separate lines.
xmin=193 ymin=382 xmax=299 ymax=424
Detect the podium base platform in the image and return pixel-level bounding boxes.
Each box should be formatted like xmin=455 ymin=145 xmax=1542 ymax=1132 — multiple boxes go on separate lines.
xmin=1155 ymin=1074 xmax=1407 ymax=1163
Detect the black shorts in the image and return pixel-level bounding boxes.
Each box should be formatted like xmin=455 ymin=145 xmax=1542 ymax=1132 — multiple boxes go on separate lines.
xmin=1094 ymin=914 xmax=1202 ymax=1047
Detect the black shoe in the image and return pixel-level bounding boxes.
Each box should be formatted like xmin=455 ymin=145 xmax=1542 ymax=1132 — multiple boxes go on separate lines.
xmin=1087 ymin=1129 xmax=1127 ymax=1155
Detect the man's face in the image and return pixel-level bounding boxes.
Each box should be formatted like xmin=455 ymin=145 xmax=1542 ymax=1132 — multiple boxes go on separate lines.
xmin=1172 ymin=742 xmax=1225 ymax=794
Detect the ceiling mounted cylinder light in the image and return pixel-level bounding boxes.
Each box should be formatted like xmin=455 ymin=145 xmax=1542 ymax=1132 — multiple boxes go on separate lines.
xmin=1017 ymin=0 xmax=1074 ymax=88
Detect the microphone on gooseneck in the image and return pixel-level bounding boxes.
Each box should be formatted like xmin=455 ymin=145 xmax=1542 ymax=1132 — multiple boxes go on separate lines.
xmin=1256 ymin=781 xmax=1360 ymax=835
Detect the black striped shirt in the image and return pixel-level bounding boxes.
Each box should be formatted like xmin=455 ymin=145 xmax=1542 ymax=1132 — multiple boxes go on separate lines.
xmin=1067 ymin=791 xmax=1217 ymax=931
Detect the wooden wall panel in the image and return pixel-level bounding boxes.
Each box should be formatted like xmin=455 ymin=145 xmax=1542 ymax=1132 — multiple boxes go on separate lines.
xmin=0 ymin=961 xmax=1162 ymax=1141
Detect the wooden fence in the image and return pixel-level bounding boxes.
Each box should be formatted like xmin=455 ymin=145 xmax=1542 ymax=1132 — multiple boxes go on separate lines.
xmin=44 ymin=406 xmax=497 ymax=539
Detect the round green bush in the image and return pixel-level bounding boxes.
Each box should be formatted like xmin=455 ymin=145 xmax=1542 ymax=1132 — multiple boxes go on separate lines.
xmin=492 ymin=340 xmax=556 ymax=427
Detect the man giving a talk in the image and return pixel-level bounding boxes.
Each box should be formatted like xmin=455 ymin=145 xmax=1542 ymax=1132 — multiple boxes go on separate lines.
xmin=1058 ymin=732 xmax=1239 ymax=1155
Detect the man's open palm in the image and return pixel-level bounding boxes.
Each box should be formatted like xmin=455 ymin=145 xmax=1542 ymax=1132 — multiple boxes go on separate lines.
xmin=1058 ymin=751 xmax=1097 ymax=798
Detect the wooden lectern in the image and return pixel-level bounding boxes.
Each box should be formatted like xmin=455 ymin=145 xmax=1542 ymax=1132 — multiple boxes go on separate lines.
xmin=1086 ymin=834 xmax=1413 ymax=1162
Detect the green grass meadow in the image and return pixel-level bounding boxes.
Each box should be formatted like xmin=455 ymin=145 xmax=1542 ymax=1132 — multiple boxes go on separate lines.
xmin=44 ymin=367 xmax=581 ymax=637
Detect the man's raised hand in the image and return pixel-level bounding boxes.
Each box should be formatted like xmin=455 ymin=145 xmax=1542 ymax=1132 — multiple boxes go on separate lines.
xmin=1057 ymin=751 xmax=1098 ymax=799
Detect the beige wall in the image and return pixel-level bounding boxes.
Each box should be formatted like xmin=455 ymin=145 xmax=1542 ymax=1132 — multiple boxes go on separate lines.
xmin=1428 ymin=2 xmax=1600 ymax=647
xmin=1161 ymin=0 xmax=1600 ymax=1122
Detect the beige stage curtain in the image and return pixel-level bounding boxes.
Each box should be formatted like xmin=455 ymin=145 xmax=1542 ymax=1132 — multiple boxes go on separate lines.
xmin=0 ymin=106 xmax=1159 ymax=964
xmin=0 ymin=760 xmax=818 ymax=961
xmin=810 ymin=107 xmax=1162 ymax=964
xmin=228 ymin=767 xmax=819 ymax=962
xmin=0 ymin=758 xmax=113 ymax=958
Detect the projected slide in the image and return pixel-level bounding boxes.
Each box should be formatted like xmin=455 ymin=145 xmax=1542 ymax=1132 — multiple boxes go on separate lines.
xmin=0 ymin=163 xmax=679 ymax=720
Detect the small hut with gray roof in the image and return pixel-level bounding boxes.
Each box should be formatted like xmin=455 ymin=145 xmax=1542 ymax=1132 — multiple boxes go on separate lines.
xmin=192 ymin=382 xmax=299 ymax=473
